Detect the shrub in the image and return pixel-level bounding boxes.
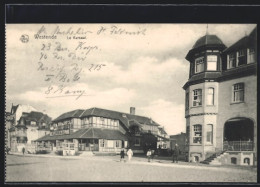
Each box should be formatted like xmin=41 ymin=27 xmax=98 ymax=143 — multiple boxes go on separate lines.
xmin=55 ymin=150 xmax=63 ymax=156
xmin=36 ymin=150 xmax=48 ymax=154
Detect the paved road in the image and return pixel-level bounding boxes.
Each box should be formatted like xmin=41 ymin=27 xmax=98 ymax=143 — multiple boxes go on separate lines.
xmin=5 ymin=154 xmax=257 ymax=182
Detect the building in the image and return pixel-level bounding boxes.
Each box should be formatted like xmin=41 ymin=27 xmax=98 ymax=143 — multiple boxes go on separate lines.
xmin=170 ymin=132 xmax=187 ymax=153
xmin=36 ymin=107 xmax=164 ymax=154
xmin=10 ymin=104 xmax=38 ymax=126
xmin=5 ymin=112 xmax=14 ymax=149
xmin=6 ymin=104 xmax=38 ymax=151
xmin=9 ymin=111 xmax=52 ymax=152
xmin=157 ymin=126 xmax=170 ymax=149
xmin=183 ymin=27 xmax=257 ymax=165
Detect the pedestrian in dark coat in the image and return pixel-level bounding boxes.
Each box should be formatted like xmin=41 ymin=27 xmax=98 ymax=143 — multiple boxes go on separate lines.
xmin=120 ymin=149 xmax=125 ymax=161
xmin=172 ymin=144 xmax=180 ymax=163
xmin=22 ymin=147 xmax=25 ymax=155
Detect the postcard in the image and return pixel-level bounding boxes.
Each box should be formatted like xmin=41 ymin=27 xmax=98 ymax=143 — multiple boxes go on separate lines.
xmin=5 ymin=23 xmax=257 ymax=182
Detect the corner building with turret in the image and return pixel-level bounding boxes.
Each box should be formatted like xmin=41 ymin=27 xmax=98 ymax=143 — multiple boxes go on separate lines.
xmin=183 ymin=27 xmax=257 ymax=166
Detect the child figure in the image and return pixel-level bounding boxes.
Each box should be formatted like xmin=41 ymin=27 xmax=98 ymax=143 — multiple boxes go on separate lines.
xmin=147 ymin=149 xmax=152 ymax=162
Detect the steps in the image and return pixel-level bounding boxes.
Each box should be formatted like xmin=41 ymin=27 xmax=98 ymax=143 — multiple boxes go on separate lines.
xmin=79 ymin=151 xmax=94 ymax=157
xmin=94 ymin=152 xmax=117 ymax=156
xmin=200 ymin=151 xmax=226 ymax=165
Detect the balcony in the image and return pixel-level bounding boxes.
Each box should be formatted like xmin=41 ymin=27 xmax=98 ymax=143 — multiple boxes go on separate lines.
xmin=223 ymin=141 xmax=254 ymax=151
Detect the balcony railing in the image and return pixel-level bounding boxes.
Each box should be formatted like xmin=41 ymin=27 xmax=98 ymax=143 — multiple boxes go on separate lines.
xmin=223 ymin=141 xmax=253 ymax=151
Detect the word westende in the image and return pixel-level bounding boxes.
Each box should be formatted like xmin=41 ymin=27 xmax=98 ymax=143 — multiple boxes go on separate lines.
xmin=34 ymin=34 xmax=57 ymax=39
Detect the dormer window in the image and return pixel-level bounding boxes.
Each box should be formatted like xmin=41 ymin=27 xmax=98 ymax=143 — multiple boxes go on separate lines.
xmin=207 ymin=55 xmax=217 ymax=71
xmin=227 ymin=53 xmax=236 ymax=69
xmin=248 ymin=48 xmax=255 ymax=64
xmin=195 ymin=57 xmax=204 ymax=73
xmin=237 ymin=49 xmax=246 ymax=66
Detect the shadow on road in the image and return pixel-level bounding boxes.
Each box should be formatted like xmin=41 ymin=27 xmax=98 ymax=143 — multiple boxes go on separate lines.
xmin=6 ymin=162 xmax=42 ymax=167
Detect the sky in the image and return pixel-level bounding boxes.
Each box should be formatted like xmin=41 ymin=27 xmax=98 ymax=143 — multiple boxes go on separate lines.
xmin=6 ymin=24 xmax=256 ymax=135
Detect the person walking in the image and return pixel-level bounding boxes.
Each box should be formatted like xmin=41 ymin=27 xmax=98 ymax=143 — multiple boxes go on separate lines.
xmin=147 ymin=149 xmax=152 ymax=162
xmin=120 ymin=149 xmax=125 ymax=162
xmin=151 ymin=149 xmax=155 ymax=161
xmin=127 ymin=148 xmax=133 ymax=162
xmin=22 ymin=147 xmax=25 ymax=155
xmin=172 ymin=144 xmax=180 ymax=163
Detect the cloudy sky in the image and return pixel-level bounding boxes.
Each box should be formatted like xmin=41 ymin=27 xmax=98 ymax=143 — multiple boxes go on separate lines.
xmin=6 ymin=24 xmax=256 ymax=135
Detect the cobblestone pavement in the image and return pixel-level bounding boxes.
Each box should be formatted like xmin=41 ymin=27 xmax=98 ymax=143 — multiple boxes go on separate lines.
xmin=5 ymin=154 xmax=257 ymax=183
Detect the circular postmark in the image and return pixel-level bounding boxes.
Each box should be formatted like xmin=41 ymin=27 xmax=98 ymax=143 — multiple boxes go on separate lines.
xmin=20 ymin=34 xmax=29 ymax=43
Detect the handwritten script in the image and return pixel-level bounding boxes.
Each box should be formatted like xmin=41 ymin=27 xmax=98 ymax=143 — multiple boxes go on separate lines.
xmin=33 ymin=25 xmax=147 ymax=100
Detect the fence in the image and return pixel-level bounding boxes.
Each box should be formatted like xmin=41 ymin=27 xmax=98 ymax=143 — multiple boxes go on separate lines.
xmin=223 ymin=141 xmax=253 ymax=151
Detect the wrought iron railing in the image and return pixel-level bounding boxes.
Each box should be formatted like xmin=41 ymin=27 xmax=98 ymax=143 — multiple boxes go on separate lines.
xmin=223 ymin=141 xmax=253 ymax=151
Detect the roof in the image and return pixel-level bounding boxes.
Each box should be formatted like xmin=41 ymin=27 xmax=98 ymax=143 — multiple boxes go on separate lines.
xmin=21 ymin=111 xmax=52 ymax=124
xmin=158 ymin=127 xmax=167 ymax=135
xmin=52 ymin=109 xmax=85 ymax=122
xmin=11 ymin=104 xmax=19 ymax=114
xmin=11 ymin=104 xmax=38 ymax=114
xmin=35 ymin=128 xmax=128 ymax=141
xmin=186 ymin=35 xmax=226 ymax=61
xmin=54 ymin=107 xmax=160 ymax=128
xmin=183 ymin=72 xmax=222 ymax=89
xmin=9 ymin=125 xmax=27 ymax=131
xmin=192 ymin=35 xmax=225 ymax=49
xmin=223 ymin=27 xmax=257 ymax=53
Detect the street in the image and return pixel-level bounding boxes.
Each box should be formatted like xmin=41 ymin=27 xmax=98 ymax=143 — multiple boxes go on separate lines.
xmin=5 ymin=154 xmax=257 ymax=183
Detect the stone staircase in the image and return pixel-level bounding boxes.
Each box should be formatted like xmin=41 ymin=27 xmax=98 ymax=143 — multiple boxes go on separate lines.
xmin=200 ymin=151 xmax=227 ymax=165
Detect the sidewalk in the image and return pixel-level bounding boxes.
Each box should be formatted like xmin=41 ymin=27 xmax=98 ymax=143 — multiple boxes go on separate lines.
xmin=7 ymin=152 xmax=257 ymax=173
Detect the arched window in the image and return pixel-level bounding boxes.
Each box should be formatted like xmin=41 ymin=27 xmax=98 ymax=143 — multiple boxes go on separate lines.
xmin=207 ymin=88 xmax=214 ymax=105
xmin=206 ymin=124 xmax=213 ymax=144
xmin=193 ymin=125 xmax=202 ymax=144
xmin=244 ymin=158 xmax=250 ymax=165
xmin=194 ymin=156 xmax=199 ymax=162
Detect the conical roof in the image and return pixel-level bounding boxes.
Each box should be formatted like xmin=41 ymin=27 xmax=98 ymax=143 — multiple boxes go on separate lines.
xmin=192 ymin=35 xmax=224 ymax=49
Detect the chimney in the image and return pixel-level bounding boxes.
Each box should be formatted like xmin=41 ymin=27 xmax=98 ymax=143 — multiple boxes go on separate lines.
xmin=130 ymin=107 xmax=135 ymax=115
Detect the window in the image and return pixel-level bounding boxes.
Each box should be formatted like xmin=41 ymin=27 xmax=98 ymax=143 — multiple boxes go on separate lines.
xmin=248 ymin=48 xmax=255 ymax=64
xmin=244 ymin=158 xmax=250 ymax=165
xmin=207 ymin=88 xmax=214 ymax=105
xmin=231 ymin=157 xmax=237 ymax=164
xmin=186 ymin=126 xmax=190 ymax=145
xmin=107 ymin=119 xmax=111 ymax=128
xmin=185 ymin=92 xmax=189 ymax=110
xmin=228 ymin=53 xmax=236 ymax=69
xmin=238 ymin=49 xmax=246 ymax=66
xmin=135 ymin=138 xmax=140 ymax=146
xmin=195 ymin=57 xmax=204 ymax=73
xmin=193 ymin=89 xmax=202 ymax=106
xmin=116 ymin=140 xmax=120 ymax=148
xmin=96 ymin=117 xmax=100 ymax=126
xmin=100 ymin=139 xmax=105 ymax=147
xmin=233 ymin=83 xmax=244 ymax=102
xmin=193 ymin=125 xmax=202 ymax=144
xmin=207 ymin=55 xmax=217 ymax=71
xmin=107 ymin=140 xmax=114 ymax=148
xmin=206 ymin=124 xmax=213 ymax=144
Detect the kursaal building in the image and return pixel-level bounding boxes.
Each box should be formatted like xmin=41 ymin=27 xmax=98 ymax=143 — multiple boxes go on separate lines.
xmin=183 ymin=27 xmax=257 ymax=165
xmin=35 ymin=107 xmax=169 ymax=154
